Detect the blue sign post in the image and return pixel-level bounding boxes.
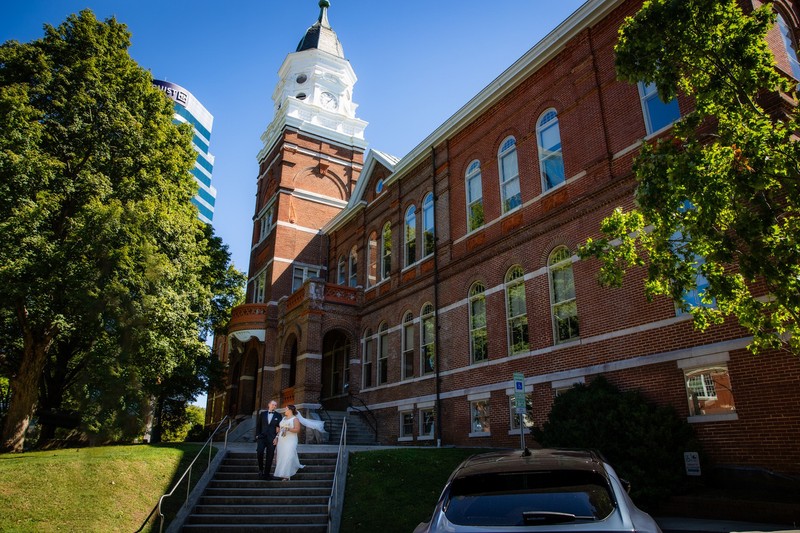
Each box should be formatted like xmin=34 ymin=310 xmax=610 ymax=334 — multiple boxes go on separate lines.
xmin=513 ymin=372 xmax=526 ymax=452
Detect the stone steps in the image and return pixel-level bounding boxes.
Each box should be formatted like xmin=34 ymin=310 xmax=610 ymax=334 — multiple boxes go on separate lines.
xmin=180 ymin=452 xmax=337 ymax=532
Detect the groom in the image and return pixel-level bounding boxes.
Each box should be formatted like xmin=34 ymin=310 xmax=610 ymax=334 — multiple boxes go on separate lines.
xmin=255 ymin=399 xmax=282 ymax=479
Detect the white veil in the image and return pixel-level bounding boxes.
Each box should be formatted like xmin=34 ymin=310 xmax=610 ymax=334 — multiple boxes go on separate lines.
xmin=296 ymin=411 xmax=327 ymax=434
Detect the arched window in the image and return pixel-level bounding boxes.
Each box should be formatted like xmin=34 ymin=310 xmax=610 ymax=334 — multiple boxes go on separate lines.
xmin=367 ymin=231 xmax=378 ymax=287
xmin=377 ymin=322 xmax=389 ymax=385
xmin=422 ymin=193 xmax=435 ymax=257
xmin=362 ymin=328 xmax=373 ymax=388
xmin=505 ymin=265 xmax=529 ymax=355
xmin=348 ymin=246 xmax=358 ymax=287
xmin=465 ymin=160 xmax=484 ymax=231
xmin=421 ymin=303 xmax=436 ymax=374
xmin=337 ymin=255 xmax=346 ymax=285
xmin=549 ymin=247 xmax=579 ymax=343
xmin=404 ymin=205 xmax=417 ymax=267
xmin=498 ymin=137 xmax=521 ymax=213
xmin=537 ymin=109 xmax=565 ymax=191
xmin=777 ymin=13 xmax=800 ymax=79
xmin=469 ymin=282 xmax=488 ymax=364
xmin=381 ymin=221 xmax=392 ymax=281
xmin=402 ymin=312 xmax=415 ymax=379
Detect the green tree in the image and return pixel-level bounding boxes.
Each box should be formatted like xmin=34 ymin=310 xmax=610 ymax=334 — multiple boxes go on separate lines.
xmin=0 ymin=10 xmax=225 ymax=451
xmin=532 ymin=376 xmax=698 ymax=504
xmin=579 ymin=0 xmax=800 ymax=355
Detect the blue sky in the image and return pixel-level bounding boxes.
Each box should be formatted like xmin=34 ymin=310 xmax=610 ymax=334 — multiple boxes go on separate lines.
xmin=3 ymin=0 xmax=587 ymax=405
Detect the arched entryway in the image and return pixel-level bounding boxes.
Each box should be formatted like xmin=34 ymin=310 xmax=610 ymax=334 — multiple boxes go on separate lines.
xmin=227 ymin=361 xmax=241 ymax=417
xmin=237 ymin=347 xmax=258 ymax=415
xmin=321 ymin=329 xmax=351 ymax=410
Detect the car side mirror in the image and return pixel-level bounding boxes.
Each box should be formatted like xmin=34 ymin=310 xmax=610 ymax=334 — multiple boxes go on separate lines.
xmin=620 ymin=478 xmax=631 ymax=494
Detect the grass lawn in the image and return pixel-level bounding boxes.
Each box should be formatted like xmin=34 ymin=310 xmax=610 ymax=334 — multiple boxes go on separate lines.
xmin=340 ymin=447 xmax=493 ymax=533
xmin=0 ymin=443 xmax=216 ymax=532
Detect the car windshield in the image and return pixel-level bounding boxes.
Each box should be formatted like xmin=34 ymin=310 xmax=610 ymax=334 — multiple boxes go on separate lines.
xmin=444 ymin=469 xmax=615 ymax=527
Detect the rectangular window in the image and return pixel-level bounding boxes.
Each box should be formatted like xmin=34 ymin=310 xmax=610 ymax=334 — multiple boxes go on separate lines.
xmin=470 ymin=400 xmax=491 ymax=434
xmin=400 ymin=411 xmax=414 ymax=438
xmin=292 ymin=266 xmax=320 ymax=292
xmin=258 ymin=207 xmax=274 ymax=243
xmin=509 ymin=394 xmax=534 ymax=431
xmin=470 ymin=294 xmax=487 ymax=363
xmin=421 ymin=307 xmax=435 ymax=374
xmin=378 ymin=327 xmax=389 ymax=385
xmin=638 ymin=81 xmax=681 ymax=135
xmin=402 ymin=319 xmax=414 ymax=380
xmin=363 ymin=336 xmax=373 ymax=389
xmin=420 ymin=409 xmax=435 ymax=438
xmin=423 ymin=194 xmax=435 ymax=257
xmin=254 ymin=270 xmax=267 ymax=303
xmin=684 ymin=365 xmax=736 ymax=417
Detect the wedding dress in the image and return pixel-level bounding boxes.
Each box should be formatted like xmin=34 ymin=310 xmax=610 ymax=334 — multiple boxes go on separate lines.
xmin=274 ymin=416 xmax=302 ymax=479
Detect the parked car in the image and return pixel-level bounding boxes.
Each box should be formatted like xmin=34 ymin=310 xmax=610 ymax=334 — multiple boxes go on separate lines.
xmin=413 ymin=448 xmax=662 ymax=533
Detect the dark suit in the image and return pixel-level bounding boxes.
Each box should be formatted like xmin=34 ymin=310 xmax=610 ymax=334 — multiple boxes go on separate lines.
xmin=255 ymin=409 xmax=282 ymax=477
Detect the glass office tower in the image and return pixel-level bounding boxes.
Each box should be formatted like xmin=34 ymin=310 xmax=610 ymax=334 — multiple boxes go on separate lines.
xmin=153 ymin=79 xmax=216 ymax=224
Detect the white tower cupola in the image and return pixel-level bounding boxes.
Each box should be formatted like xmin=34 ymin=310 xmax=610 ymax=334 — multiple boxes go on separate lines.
xmin=259 ymin=0 xmax=368 ymax=160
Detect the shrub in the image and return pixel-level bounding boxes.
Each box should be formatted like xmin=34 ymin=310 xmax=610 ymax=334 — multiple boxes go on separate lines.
xmin=532 ymin=375 xmax=699 ymax=504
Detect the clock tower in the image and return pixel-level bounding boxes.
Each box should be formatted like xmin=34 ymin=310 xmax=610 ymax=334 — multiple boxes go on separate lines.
xmin=252 ymin=0 xmax=367 ymax=305
xmin=220 ymin=0 xmax=368 ymax=419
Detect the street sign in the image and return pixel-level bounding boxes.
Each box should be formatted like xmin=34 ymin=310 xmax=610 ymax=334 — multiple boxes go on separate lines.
xmin=684 ymin=452 xmax=701 ymax=476
xmin=513 ymin=372 xmax=526 ymax=414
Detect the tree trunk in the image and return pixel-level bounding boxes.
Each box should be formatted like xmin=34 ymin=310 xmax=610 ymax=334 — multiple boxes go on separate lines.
xmin=1 ymin=342 xmax=49 ymax=452
xmin=150 ymin=394 xmax=165 ymax=445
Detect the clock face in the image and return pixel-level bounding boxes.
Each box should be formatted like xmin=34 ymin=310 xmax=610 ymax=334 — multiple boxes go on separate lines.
xmin=320 ymin=91 xmax=338 ymax=110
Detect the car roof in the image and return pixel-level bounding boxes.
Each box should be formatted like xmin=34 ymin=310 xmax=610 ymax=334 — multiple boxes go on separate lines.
xmin=450 ymin=448 xmax=609 ymax=479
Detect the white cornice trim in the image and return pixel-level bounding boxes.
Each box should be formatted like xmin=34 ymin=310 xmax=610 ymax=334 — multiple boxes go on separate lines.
xmin=288 ymin=188 xmax=348 ymax=209
xmin=324 ymin=0 xmax=626 ymax=234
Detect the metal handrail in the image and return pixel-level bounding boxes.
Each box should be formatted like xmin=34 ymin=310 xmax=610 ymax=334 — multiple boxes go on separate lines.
xmin=134 ymin=416 xmax=231 ymax=533
xmin=348 ymin=394 xmax=378 ymax=442
xmin=327 ymin=417 xmax=347 ymax=533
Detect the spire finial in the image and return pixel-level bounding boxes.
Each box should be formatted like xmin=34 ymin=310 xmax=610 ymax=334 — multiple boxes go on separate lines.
xmin=318 ymin=0 xmax=331 ymax=27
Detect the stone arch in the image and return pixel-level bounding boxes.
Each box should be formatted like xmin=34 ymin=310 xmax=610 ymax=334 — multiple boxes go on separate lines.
xmin=238 ymin=347 xmax=259 ymax=415
xmin=292 ymin=166 xmax=348 ymax=201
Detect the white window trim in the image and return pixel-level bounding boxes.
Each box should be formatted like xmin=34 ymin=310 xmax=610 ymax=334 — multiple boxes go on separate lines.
xmin=422 ymin=192 xmax=435 ymax=259
xmin=469 ymin=283 xmax=487 ymax=364
xmin=505 ymin=266 xmax=528 ymax=356
xmin=465 ymin=161 xmax=484 ymax=233
xmin=399 ymin=410 xmax=414 ymax=440
xmin=404 ymin=205 xmax=417 ymax=268
xmin=498 ymin=136 xmax=521 ymax=214
xmin=537 ymin=108 xmax=565 ymax=192
xmin=637 ymin=81 xmax=680 ymax=137
xmin=549 ymin=248 xmax=579 ymax=344
xmin=420 ymin=303 xmax=436 ymax=375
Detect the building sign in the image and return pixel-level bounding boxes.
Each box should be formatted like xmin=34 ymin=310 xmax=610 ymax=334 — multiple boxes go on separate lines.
xmin=153 ymin=79 xmax=189 ymax=107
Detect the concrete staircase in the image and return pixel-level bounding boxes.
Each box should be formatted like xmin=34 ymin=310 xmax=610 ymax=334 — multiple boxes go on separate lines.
xmin=181 ymin=451 xmax=336 ymax=532
xmin=323 ymin=410 xmax=377 ymax=445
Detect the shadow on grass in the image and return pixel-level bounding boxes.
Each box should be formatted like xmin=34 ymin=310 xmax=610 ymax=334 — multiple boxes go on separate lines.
xmin=137 ymin=442 xmax=219 ymax=533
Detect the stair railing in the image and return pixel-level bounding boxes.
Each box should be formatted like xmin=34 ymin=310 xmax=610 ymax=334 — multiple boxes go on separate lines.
xmin=348 ymin=394 xmax=378 ymax=442
xmin=327 ymin=416 xmax=347 ymax=533
xmin=134 ymin=416 xmax=231 ymax=533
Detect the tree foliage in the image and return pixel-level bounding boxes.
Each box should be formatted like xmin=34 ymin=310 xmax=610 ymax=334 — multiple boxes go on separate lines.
xmin=0 ymin=10 xmax=244 ymax=451
xmin=532 ymin=376 xmax=699 ymax=504
xmin=579 ymin=0 xmax=800 ymax=355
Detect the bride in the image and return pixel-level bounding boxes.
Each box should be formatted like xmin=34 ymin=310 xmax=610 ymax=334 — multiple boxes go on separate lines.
xmin=273 ymin=404 xmax=326 ymax=481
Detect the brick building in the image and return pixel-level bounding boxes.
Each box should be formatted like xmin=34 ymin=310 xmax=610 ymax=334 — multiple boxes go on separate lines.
xmin=207 ymin=0 xmax=800 ymax=478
